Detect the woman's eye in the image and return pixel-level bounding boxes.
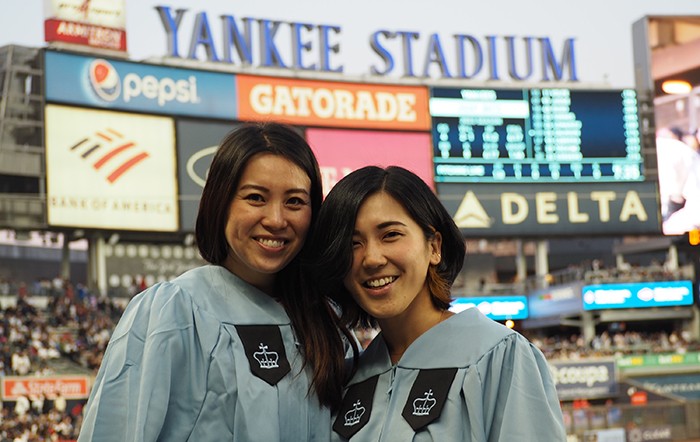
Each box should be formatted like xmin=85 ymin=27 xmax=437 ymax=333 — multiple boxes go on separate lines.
xmin=287 ymin=197 xmax=309 ymax=207
xmin=244 ymin=194 xmax=264 ymax=203
xmin=384 ymin=231 xmax=402 ymax=240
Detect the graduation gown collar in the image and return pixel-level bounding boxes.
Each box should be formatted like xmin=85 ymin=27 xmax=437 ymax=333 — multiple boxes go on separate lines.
xmin=350 ymin=308 xmax=514 ymax=384
xmin=186 ymin=265 xmax=291 ymax=325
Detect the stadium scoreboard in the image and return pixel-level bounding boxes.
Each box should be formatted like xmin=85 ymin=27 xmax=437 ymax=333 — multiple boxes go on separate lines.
xmin=430 ymin=88 xmax=643 ymax=183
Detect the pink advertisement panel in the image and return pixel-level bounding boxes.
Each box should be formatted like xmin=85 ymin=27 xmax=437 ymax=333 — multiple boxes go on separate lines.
xmin=306 ymin=128 xmax=434 ymax=195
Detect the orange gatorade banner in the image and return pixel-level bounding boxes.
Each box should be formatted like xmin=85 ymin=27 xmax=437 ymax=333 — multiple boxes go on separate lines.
xmin=2 ymin=376 xmax=91 ymax=400
xmin=237 ymin=75 xmax=430 ymax=131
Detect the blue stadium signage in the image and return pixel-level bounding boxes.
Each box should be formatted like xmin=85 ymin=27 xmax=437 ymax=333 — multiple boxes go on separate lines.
xmin=582 ymin=280 xmax=694 ymax=310
xmin=44 ymin=51 xmax=238 ymax=118
xmin=154 ymin=6 xmax=578 ymax=82
xmin=450 ymin=296 xmax=529 ymax=320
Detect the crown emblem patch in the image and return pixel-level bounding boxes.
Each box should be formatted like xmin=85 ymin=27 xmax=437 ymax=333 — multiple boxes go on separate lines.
xmin=253 ymin=343 xmax=279 ymax=369
xmin=401 ymin=368 xmax=457 ymax=431
xmin=412 ymin=389 xmax=437 ymax=416
xmin=235 ymin=325 xmax=291 ymax=385
xmin=344 ymin=400 xmax=366 ymax=427
xmin=333 ymin=375 xmax=379 ymax=439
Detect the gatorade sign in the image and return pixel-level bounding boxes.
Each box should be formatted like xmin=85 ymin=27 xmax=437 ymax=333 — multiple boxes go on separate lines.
xmin=237 ymin=75 xmax=430 ymax=130
xmin=45 ymin=51 xmax=237 ymax=118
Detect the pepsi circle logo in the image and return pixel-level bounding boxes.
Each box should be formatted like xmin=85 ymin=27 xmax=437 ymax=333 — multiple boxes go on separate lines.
xmin=89 ymin=59 xmax=121 ymax=102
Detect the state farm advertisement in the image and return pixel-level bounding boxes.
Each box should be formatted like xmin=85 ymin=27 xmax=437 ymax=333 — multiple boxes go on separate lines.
xmin=45 ymin=104 xmax=179 ymax=232
xmin=44 ymin=0 xmax=127 ymax=51
xmin=236 ymin=75 xmax=430 ymax=131
xmin=306 ymin=128 xmax=434 ymax=193
xmin=2 ymin=376 xmax=90 ymax=400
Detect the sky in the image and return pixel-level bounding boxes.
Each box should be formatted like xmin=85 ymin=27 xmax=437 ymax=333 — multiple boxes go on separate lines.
xmin=1 ymin=1 xmax=699 ymax=87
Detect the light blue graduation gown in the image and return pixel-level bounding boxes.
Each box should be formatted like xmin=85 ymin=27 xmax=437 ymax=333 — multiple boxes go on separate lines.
xmin=79 ymin=265 xmax=330 ymax=441
xmin=332 ymin=308 xmax=566 ymax=441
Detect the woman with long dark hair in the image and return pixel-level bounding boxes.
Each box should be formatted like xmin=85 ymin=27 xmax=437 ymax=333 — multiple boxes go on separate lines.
xmin=79 ymin=122 xmax=356 ymax=441
xmin=309 ymin=165 xmax=565 ymax=441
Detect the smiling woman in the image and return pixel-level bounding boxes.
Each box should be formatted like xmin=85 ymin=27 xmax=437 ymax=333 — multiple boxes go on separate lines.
xmin=78 ymin=122 xmax=357 ymax=441
xmin=308 ymin=165 xmax=566 ymax=441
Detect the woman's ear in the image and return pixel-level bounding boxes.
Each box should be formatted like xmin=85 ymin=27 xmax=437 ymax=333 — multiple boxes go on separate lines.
xmin=429 ymin=231 xmax=443 ymax=265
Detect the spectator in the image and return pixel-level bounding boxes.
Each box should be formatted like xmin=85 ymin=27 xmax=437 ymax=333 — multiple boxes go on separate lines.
xmin=14 ymin=395 xmax=30 ymax=417
xmin=11 ymin=350 xmax=30 ymax=376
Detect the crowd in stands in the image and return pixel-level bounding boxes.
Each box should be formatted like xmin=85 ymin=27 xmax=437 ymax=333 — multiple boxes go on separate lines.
xmin=0 ymin=276 xmax=124 ymax=441
xmin=527 ymin=329 xmax=700 ymax=361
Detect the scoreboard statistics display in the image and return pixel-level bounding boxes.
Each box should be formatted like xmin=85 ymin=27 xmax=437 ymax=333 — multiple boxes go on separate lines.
xmin=430 ymin=88 xmax=643 ymax=183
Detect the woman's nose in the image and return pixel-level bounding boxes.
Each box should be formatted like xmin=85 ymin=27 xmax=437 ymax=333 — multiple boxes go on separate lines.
xmin=262 ymin=204 xmax=287 ymax=229
xmin=361 ymin=242 xmax=386 ymax=268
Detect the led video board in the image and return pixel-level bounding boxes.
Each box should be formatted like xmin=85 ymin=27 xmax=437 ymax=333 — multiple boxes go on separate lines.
xmin=430 ymin=88 xmax=642 ymax=183
xmin=450 ymin=296 xmax=529 ymax=320
xmin=582 ymin=280 xmax=694 ymax=310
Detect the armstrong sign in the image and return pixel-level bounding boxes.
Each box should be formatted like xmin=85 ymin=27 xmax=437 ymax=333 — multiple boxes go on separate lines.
xmin=154 ymin=6 xmax=578 ymax=82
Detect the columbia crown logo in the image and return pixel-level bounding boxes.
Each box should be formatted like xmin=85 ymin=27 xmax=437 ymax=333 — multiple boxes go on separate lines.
xmin=253 ymin=343 xmax=280 ymax=369
xmin=412 ymin=389 xmax=437 ymax=416
xmin=69 ymin=128 xmax=149 ymax=184
xmin=344 ymin=400 xmax=366 ymax=426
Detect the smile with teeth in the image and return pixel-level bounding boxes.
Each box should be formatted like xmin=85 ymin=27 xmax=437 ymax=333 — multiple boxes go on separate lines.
xmin=257 ymin=238 xmax=286 ymax=248
xmin=365 ymin=276 xmax=397 ymax=288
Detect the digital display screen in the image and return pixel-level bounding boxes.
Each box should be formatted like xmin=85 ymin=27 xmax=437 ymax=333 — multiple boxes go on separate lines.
xmin=430 ymin=88 xmax=643 ymax=183
xmin=450 ymin=296 xmax=529 ymax=320
xmin=582 ymin=280 xmax=694 ymax=310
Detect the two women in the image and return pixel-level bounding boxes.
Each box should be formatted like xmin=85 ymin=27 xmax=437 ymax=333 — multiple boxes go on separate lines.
xmin=80 ymin=121 xmax=564 ymax=440
xmin=310 ymin=166 xmax=566 ymax=441
xmin=79 ymin=123 xmax=354 ymax=441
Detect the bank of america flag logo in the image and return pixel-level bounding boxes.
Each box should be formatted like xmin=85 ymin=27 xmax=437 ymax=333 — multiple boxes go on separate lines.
xmin=69 ymin=128 xmax=150 ymax=184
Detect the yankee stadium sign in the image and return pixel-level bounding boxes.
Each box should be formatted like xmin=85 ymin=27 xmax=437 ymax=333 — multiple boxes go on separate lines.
xmin=154 ymin=6 xmax=578 ymax=82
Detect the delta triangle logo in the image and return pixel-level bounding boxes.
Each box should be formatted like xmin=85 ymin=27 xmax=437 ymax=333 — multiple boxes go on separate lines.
xmin=453 ymin=191 xmax=493 ymax=228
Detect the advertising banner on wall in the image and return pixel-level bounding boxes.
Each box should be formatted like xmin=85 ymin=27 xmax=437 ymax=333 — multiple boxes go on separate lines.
xmin=306 ymin=128 xmax=433 ymax=193
xmin=582 ymin=280 xmax=694 ymax=310
xmin=2 ymin=375 xmax=91 ymax=400
xmin=631 ymin=373 xmax=700 ymax=401
xmin=549 ymin=359 xmax=618 ymax=400
xmin=176 ymin=119 xmax=242 ymax=232
xmin=450 ymin=296 xmax=529 ymax=320
xmin=527 ymin=283 xmax=584 ymax=318
xmin=236 ymin=75 xmax=430 ymax=131
xmin=437 ymin=181 xmax=661 ymax=237
xmin=45 ymin=51 xmax=238 ymax=118
xmin=103 ymin=242 xmax=205 ymax=297
xmin=44 ymin=0 xmax=127 ymax=52
xmin=45 ymin=104 xmax=178 ymax=231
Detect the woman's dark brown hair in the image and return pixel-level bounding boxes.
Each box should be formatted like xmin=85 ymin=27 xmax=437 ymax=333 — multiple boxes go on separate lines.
xmin=195 ymin=121 xmax=355 ymax=408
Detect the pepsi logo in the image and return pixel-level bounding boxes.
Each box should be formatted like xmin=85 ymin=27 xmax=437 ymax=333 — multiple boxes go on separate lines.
xmin=89 ymin=59 xmax=121 ymax=102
